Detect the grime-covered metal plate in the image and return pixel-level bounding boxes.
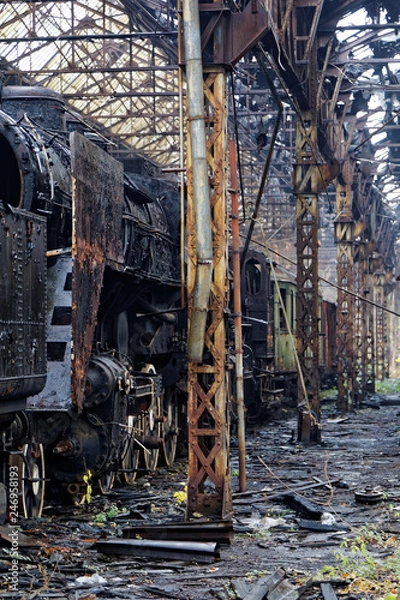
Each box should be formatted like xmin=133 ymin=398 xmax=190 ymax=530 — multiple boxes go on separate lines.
xmin=70 ymin=132 xmax=124 ymax=410
xmin=0 ymin=206 xmax=47 ymax=412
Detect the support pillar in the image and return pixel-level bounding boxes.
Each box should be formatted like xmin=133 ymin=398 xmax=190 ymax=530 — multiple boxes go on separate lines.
xmin=183 ymin=1 xmax=231 ymax=519
xmin=334 ymin=162 xmax=355 ymax=412
xmin=353 ymin=244 xmax=366 ymax=406
xmin=364 ymin=264 xmax=375 ymax=393
xmin=294 ymin=113 xmax=321 ymax=443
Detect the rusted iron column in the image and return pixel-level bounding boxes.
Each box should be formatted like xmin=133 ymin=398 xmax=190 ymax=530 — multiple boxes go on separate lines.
xmin=383 ymin=281 xmax=390 ymax=379
xmin=334 ymin=171 xmax=355 ymax=412
xmin=387 ymin=281 xmax=398 ymax=377
xmin=183 ymin=0 xmax=231 ymax=519
xmin=186 ymin=67 xmax=231 ymax=519
xmin=182 ymin=0 xmax=271 ymax=519
xmin=294 ymin=113 xmax=321 ymax=443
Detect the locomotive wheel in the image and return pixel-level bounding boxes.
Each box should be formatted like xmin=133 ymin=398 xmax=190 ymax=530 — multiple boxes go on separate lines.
xmin=121 ymin=415 xmax=141 ymax=485
xmin=142 ymin=396 xmax=162 ymax=471
xmin=9 ymin=443 xmax=45 ymax=518
xmin=161 ymin=387 xmax=179 ymax=466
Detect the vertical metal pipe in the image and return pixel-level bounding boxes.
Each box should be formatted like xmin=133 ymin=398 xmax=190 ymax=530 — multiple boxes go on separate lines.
xmin=229 ymin=139 xmax=246 ymax=492
xmin=182 ymin=0 xmax=213 ymax=363
xmin=177 ymin=0 xmax=186 ymax=309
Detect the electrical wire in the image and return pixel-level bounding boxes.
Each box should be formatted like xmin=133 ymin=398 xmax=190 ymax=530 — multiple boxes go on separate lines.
xmin=254 ymin=220 xmax=319 ymax=429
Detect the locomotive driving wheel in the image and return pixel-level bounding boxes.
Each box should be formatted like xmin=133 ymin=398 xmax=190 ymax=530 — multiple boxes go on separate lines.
xmin=9 ymin=442 xmax=45 ymax=518
xmin=138 ymin=364 xmax=162 ymax=472
xmin=161 ymin=386 xmax=179 ymax=466
xmin=121 ymin=414 xmax=141 ymax=484
xmin=142 ymin=395 xmax=162 ymax=471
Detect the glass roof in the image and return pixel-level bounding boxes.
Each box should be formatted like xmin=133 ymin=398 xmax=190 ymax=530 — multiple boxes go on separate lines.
xmin=0 ymin=0 xmax=399 ymax=281
xmin=0 ymin=0 xmax=181 ymax=167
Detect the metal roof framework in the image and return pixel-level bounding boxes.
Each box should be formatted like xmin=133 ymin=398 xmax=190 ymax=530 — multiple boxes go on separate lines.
xmin=0 ymin=0 xmax=399 ymax=279
xmin=0 ymin=0 xmax=181 ymax=165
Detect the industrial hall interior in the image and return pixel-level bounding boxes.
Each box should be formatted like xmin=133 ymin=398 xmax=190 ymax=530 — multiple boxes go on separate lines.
xmin=1 ymin=0 xmax=400 ymax=564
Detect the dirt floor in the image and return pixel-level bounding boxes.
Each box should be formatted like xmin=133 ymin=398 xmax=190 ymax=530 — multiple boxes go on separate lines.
xmin=1 ymin=393 xmax=400 ymax=600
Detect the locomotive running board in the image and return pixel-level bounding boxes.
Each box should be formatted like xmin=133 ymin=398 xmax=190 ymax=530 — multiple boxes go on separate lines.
xmin=0 ymin=206 xmax=47 ymax=409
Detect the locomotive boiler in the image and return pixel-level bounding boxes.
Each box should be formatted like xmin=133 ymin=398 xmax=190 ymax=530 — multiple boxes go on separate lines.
xmin=0 ymin=84 xmax=186 ymax=515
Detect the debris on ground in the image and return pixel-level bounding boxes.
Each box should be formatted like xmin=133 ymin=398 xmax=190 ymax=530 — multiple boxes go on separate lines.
xmin=1 ymin=399 xmax=400 ymax=599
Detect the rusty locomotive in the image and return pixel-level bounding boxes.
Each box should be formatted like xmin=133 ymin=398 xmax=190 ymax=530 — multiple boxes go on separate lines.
xmin=240 ymin=249 xmax=337 ymax=421
xmin=0 ymin=84 xmax=337 ymax=518
xmin=0 ymin=84 xmax=186 ymax=516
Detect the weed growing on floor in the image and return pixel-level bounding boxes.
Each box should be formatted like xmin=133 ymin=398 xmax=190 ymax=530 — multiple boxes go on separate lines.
xmin=318 ymin=525 xmax=400 ymax=599
xmin=375 ymin=379 xmax=400 ymax=394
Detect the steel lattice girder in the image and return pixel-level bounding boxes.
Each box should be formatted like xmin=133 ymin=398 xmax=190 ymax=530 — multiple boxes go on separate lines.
xmin=293 ymin=114 xmax=321 ymax=443
xmin=335 ymin=177 xmax=355 ymax=412
xmin=186 ymin=68 xmax=232 ymax=520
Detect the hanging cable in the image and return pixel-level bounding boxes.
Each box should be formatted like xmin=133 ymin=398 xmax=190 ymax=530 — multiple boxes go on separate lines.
xmin=241 ymin=45 xmax=283 ymax=269
xmin=254 ymin=219 xmax=319 ymax=429
xmin=244 ymin=234 xmax=400 ymax=319
xmin=229 ymin=70 xmax=246 ymax=220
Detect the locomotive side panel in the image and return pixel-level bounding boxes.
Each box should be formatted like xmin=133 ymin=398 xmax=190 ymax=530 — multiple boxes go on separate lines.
xmin=0 ymin=208 xmax=47 ymax=408
xmin=273 ymin=277 xmax=297 ymax=373
xmin=240 ymin=250 xmax=277 ymax=419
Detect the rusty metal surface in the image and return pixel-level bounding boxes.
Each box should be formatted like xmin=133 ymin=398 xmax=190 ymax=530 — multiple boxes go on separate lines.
xmin=353 ymin=259 xmax=365 ymax=405
xmin=224 ymin=0 xmax=269 ymax=65
xmin=185 ymin=65 xmax=232 ymax=519
xmin=374 ymin=280 xmax=385 ymax=381
xmin=70 ymin=131 xmax=124 ymax=410
xmin=335 ymin=180 xmax=355 ymax=412
xmin=364 ymin=273 xmax=376 ymax=393
xmin=293 ymin=114 xmax=321 ymax=443
xmin=229 ymin=139 xmax=246 ymax=493
xmin=0 ymin=206 xmax=47 ymax=408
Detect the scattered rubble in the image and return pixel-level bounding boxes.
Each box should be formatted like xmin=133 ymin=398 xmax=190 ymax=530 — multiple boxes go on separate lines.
xmin=0 ymin=399 xmax=400 ymax=599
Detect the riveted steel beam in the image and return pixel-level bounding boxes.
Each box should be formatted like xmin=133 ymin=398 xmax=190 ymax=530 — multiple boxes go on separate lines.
xmin=293 ymin=113 xmax=321 ymax=443
xmin=334 ymin=170 xmax=355 ymax=412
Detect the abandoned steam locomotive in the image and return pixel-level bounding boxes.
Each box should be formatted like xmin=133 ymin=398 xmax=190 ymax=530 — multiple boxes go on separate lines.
xmin=0 ymin=84 xmax=186 ymax=516
xmin=0 ymin=84 xmax=338 ymax=518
